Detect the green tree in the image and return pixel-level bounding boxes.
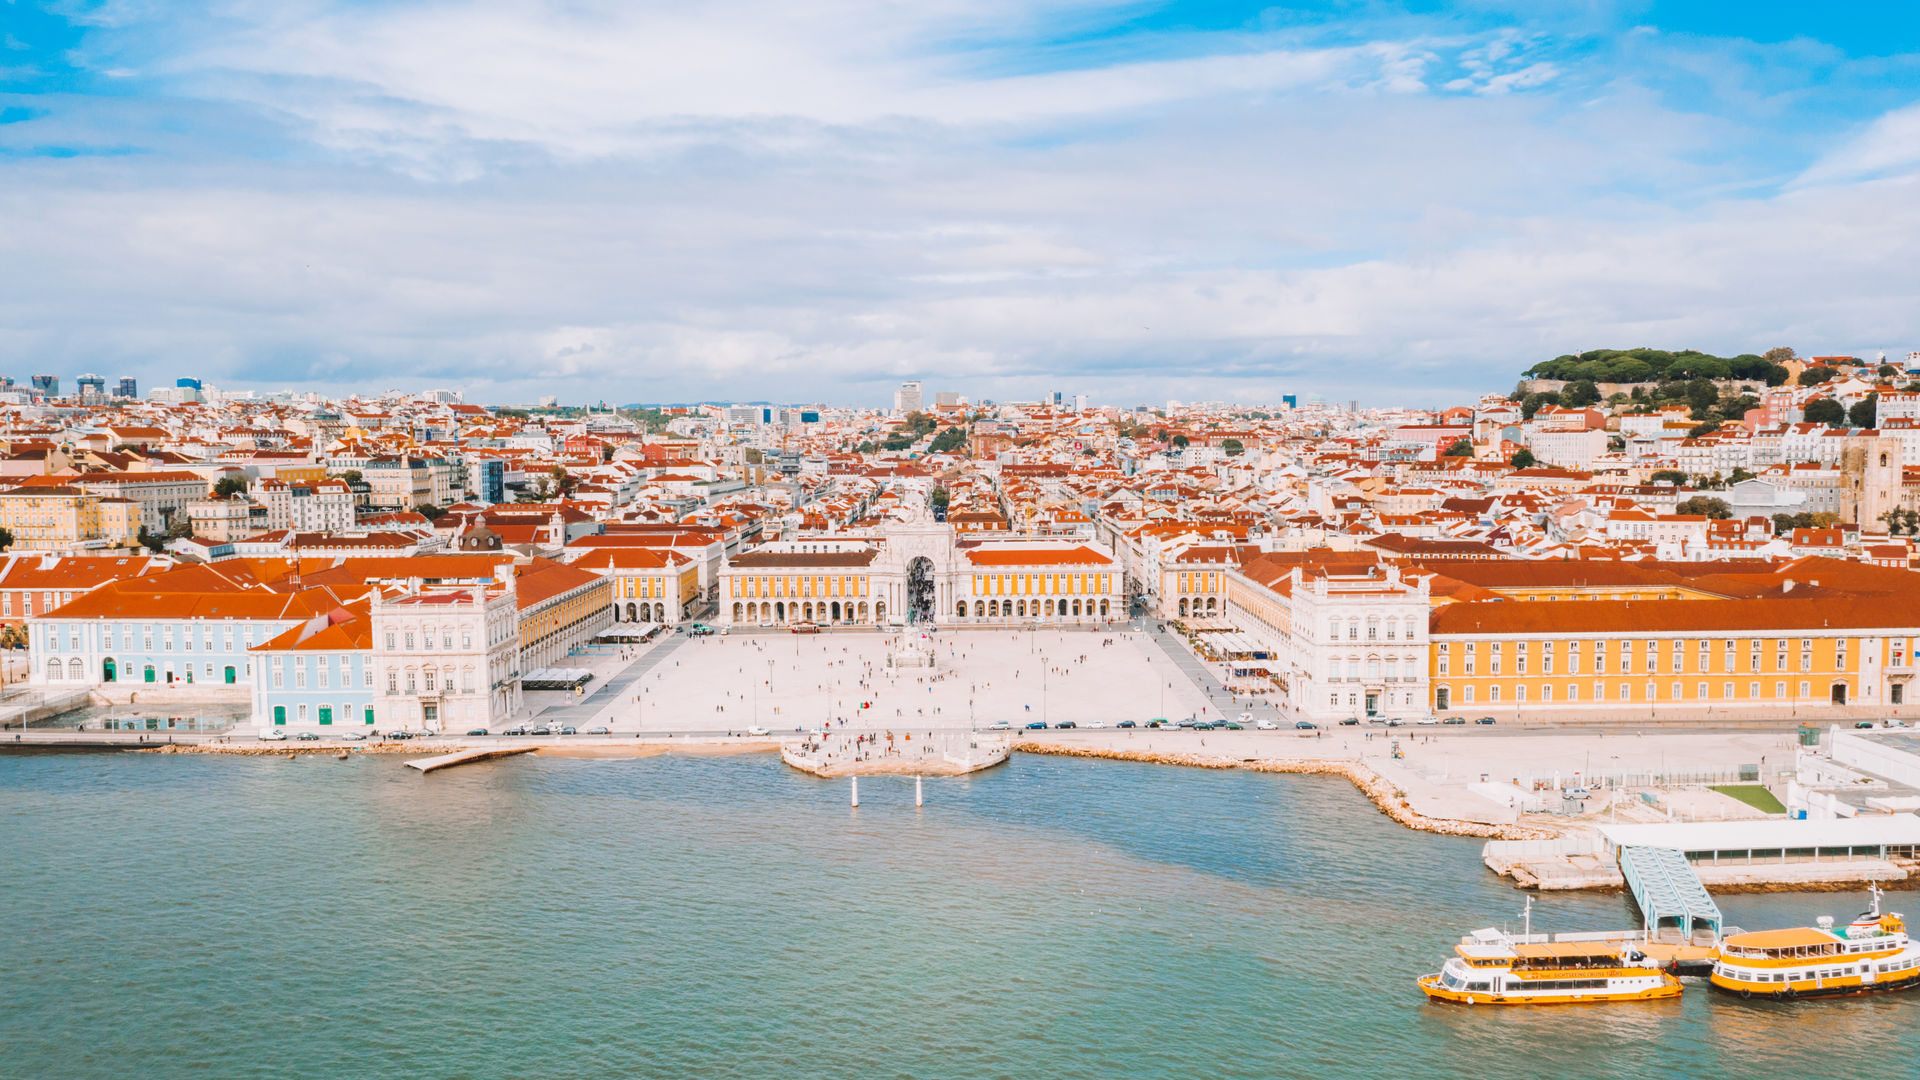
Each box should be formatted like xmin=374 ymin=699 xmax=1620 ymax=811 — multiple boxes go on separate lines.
xmin=212 ymin=476 xmax=249 ymax=500
xmin=854 ymin=441 xmax=877 ymax=454
xmin=1171 ymin=434 xmax=1190 ymax=448
xmin=1686 ymin=378 xmax=1719 ymax=415
xmin=340 ymin=469 xmax=363 ymax=485
xmin=1443 ymin=438 xmax=1473 ymax=457
xmin=1727 ymin=467 xmax=1756 ymax=486
xmin=1879 ymin=364 xmax=1900 ymax=379
xmin=549 ymin=464 xmax=579 ymax=498
xmin=1849 ymin=393 xmax=1878 ymax=429
xmin=744 ymin=448 xmax=764 ymax=464
xmin=927 ymin=426 xmax=968 ymax=454
xmin=0 ymin=526 xmax=12 ymax=552
xmin=1798 ymin=366 xmax=1837 ymax=386
xmin=1675 ymin=496 xmax=1732 ymax=519
xmin=1688 ymin=420 xmax=1721 ymax=438
xmin=1649 ymin=469 xmax=1688 ymax=486
xmin=414 ymin=503 xmax=446 ymax=520
xmin=929 ymin=487 xmax=949 ymax=510
xmin=1221 ymin=438 xmax=1245 ymax=457
xmin=1510 ymin=448 xmax=1536 ymax=468
xmin=1559 ymin=380 xmax=1600 ymax=407
xmin=1803 ymin=397 xmax=1846 ymax=427
xmin=1520 ymin=391 xmax=1560 ymax=419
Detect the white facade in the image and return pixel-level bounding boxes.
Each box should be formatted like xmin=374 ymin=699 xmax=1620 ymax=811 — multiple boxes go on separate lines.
xmin=370 ymin=586 xmax=521 ymax=732
xmin=257 ymin=478 xmax=356 ymax=532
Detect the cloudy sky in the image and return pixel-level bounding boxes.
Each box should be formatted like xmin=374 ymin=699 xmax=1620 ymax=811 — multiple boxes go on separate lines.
xmin=4 ymin=2 xmax=1919 ymax=407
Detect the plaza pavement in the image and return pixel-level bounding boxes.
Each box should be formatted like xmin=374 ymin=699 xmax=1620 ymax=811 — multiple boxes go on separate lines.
xmin=548 ymin=625 xmax=1214 ymax=733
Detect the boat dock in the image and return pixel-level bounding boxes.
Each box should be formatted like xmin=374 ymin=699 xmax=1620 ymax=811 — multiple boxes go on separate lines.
xmin=405 ymin=746 xmax=538 ymax=773
xmin=1621 ymin=845 xmax=1723 ymax=945
xmin=780 ymin=728 xmax=1011 ymax=777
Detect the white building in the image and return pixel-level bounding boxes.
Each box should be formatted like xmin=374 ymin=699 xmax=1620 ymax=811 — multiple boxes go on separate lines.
xmin=370 ymin=584 xmax=522 ymax=732
xmin=256 ymin=478 xmax=356 ymax=533
xmin=1228 ymin=556 xmax=1430 ymax=723
xmin=894 ymin=381 xmax=925 ymax=415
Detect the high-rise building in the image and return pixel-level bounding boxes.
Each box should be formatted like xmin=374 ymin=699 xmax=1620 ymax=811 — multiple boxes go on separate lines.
xmin=894 ymin=381 xmax=924 ymax=414
xmin=934 ymin=391 xmax=961 ymax=407
xmin=30 ymin=374 xmax=58 ymax=397
xmin=177 ymin=377 xmax=203 ymax=391
xmin=76 ymin=374 xmax=106 ymax=400
xmin=115 ymin=377 xmax=138 ymax=399
xmin=1074 ymin=394 xmax=1087 ymax=412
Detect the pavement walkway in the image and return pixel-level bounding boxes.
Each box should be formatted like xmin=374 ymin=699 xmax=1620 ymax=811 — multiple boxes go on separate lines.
xmin=1142 ymin=621 xmax=1286 ymax=724
xmin=534 ymin=635 xmax=687 ymax=726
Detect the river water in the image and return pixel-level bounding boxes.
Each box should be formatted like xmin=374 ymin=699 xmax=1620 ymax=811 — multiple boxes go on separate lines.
xmin=1 ymin=750 xmax=1912 ymax=1079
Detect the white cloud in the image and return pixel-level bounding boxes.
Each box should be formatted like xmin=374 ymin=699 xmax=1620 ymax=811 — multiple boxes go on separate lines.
xmin=1794 ymin=101 xmax=1920 ymax=187
xmin=5 ymin=1 xmax=1917 ymax=407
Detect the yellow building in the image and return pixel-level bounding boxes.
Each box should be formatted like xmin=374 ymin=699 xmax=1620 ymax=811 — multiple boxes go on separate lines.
xmin=0 ymin=482 xmax=141 ymax=551
xmin=1428 ymin=598 xmax=1918 ymax=716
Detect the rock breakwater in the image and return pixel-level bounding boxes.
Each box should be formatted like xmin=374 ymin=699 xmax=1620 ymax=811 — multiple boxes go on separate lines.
xmin=1015 ymin=742 xmax=1550 ymax=841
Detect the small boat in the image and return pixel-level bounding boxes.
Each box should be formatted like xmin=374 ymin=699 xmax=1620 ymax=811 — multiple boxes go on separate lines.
xmin=1418 ymin=898 xmax=1681 ymax=1005
xmin=1709 ymin=884 xmax=1920 ymax=1001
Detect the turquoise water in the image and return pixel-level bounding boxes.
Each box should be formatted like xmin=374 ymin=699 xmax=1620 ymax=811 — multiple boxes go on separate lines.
xmin=1 ymin=750 xmax=1913 ymax=1079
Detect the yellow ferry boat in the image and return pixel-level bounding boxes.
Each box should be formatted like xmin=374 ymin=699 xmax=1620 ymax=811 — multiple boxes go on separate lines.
xmin=1418 ymin=922 xmax=1681 ymax=1005
xmin=1709 ymin=885 xmax=1920 ymax=1001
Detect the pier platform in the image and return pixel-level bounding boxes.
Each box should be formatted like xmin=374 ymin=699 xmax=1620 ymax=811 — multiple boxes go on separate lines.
xmin=781 ymin=729 xmax=1010 ymax=777
xmin=406 ymin=746 xmax=538 ymax=773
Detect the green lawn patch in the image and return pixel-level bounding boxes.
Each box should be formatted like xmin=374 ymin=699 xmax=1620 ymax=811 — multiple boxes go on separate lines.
xmin=1710 ymin=784 xmax=1786 ymax=814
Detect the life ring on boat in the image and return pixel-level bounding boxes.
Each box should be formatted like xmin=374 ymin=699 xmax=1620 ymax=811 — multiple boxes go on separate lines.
xmin=1781 ymin=986 xmax=1797 ymax=999
xmin=1739 ymin=989 xmax=1752 ymax=1000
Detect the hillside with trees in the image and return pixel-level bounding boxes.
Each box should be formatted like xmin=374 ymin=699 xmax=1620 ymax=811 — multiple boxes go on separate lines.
xmin=1523 ymin=347 xmax=1792 ymax=386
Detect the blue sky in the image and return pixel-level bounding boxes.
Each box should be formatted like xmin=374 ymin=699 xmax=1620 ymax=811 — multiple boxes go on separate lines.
xmin=3 ymin=1 xmax=1919 ymax=407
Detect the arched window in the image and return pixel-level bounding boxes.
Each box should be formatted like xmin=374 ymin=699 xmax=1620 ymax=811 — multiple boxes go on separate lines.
xmin=45 ymin=659 xmax=61 ymax=681
xmin=67 ymin=658 xmax=83 ymax=681
xmin=974 ymin=601 xmax=985 ymax=617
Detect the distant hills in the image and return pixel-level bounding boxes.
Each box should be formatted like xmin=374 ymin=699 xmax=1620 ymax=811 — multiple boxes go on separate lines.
xmin=1523 ymin=348 xmax=1788 ymax=386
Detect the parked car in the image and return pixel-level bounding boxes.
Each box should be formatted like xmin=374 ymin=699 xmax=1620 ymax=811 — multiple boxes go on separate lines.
xmin=1442 ymin=716 xmax=1467 ymax=725
xmin=987 ymin=719 xmax=1012 ymax=730
xmin=1475 ymin=717 xmax=1497 ymax=725
xmin=1147 ymin=718 xmax=1169 ymax=728
xmin=1294 ymin=721 xmax=1317 ymax=730
xmin=1220 ymin=721 xmax=1244 ymax=730
xmin=790 ymin=622 xmax=821 ymax=634
xmin=689 ymin=623 xmax=716 ymax=636
xmin=1856 ymin=720 xmax=1878 ymax=729
xmin=466 ymin=728 xmax=489 ymax=737
xmin=503 ymin=725 xmax=529 ymax=736
xmin=258 ymin=728 xmax=288 ymax=741
xmin=1254 ymin=719 xmax=1278 ymax=730
xmin=1384 ymin=718 xmax=1404 ymax=727
xmin=746 ymin=726 xmax=771 ymax=736
xmin=1055 ymin=721 xmax=1077 ymax=729
xmin=1176 ymin=718 xmax=1197 ymax=729
xmin=529 ymin=726 xmax=552 ymax=736
xmin=1116 ymin=720 xmax=1137 ymax=728
xmin=585 ymin=725 xmax=610 ymax=735
xmin=1083 ymin=720 xmax=1107 ymax=729
xmin=1417 ymin=716 xmax=1440 ymax=726
xmin=296 ymin=731 xmax=321 ymax=741
xmin=385 ymin=729 xmax=413 ymax=740
xmin=1025 ymin=721 xmax=1047 ymax=730
xmin=559 ymin=725 xmax=577 ymax=735
xmin=1339 ymin=717 xmax=1360 ymax=726
xmin=341 ymin=731 xmax=367 ymax=741
xmin=1236 ymin=712 xmax=1253 ymax=726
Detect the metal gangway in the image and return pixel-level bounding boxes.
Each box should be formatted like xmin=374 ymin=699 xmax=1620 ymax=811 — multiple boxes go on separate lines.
xmin=1619 ymin=846 xmax=1723 ymax=945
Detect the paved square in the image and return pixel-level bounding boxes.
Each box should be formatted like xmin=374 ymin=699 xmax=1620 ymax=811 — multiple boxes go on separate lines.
xmin=585 ymin=628 xmax=1213 ymax=732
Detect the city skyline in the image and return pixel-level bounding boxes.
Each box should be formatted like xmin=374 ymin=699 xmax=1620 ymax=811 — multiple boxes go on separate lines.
xmin=4 ymin=3 xmax=1919 ymax=406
